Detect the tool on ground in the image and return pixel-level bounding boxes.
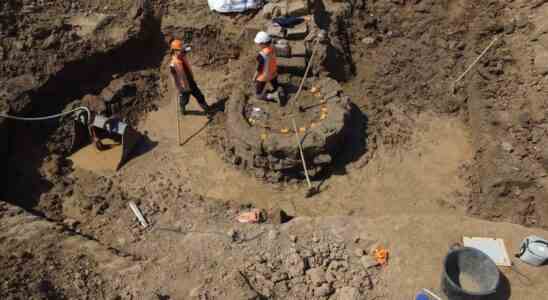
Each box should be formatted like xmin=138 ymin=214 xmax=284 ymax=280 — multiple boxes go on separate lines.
xmin=176 ymin=94 xmax=183 ymax=146
xmin=291 ymin=118 xmax=318 ymax=197
xmin=293 ymin=32 xmax=324 ymax=111
xmin=129 ymin=201 xmax=149 ymax=228
xmin=516 ymin=235 xmax=548 ymax=266
xmin=71 ymin=111 xmax=141 ymax=171
xmin=421 ymin=288 xmax=444 ymax=300
xmin=451 ymin=36 xmax=498 ymax=93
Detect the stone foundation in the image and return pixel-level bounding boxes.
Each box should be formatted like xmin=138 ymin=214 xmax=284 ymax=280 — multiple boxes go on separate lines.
xmin=219 ymin=77 xmax=352 ymax=182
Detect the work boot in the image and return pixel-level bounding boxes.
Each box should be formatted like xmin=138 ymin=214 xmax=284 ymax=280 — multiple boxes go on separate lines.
xmin=267 ymin=92 xmax=281 ymax=106
xmin=178 ymin=93 xmax=189 ymax=115
xmin=204 ymin=106 xmax=215 ymax=119
xmin=278 ymin=89 xmax=287 ymax=106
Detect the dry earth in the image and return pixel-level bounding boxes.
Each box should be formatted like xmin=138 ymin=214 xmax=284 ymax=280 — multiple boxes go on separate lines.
xmin=1 ymin=0 xmax=548 ymax=299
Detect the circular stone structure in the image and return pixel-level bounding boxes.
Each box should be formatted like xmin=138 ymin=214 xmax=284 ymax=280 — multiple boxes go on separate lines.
xmin=222 ymin=77 xmax=353 ymax=182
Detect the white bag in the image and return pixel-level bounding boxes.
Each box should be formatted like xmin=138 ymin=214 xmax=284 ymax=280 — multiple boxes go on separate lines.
xmin=208 ymin=0 xmax=263 ymax=13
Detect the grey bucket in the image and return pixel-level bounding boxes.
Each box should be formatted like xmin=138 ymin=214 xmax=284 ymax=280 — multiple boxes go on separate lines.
xmin=517 ymin=235 xmax=548 ymax=266
xmin=441 ymin=247 xmax=500 ymax=300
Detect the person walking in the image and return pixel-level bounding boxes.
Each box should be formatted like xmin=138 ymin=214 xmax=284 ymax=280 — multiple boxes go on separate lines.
xmin=169 ymin=39 xmax=212 ymax=116
xmin=253 ymin=31 xmax=280 ymax=102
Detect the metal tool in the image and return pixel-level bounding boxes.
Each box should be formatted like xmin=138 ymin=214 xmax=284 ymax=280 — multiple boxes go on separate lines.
xmin=129 ymin=201 xmax=149 ymax=228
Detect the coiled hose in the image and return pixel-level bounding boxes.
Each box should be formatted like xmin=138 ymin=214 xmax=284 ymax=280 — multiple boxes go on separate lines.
xmin=0 ymin=107 xmax=91 ymax=123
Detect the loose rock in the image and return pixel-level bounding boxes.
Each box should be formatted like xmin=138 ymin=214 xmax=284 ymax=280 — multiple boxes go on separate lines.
xmin=360 ymin=256 xmax=379 ymax=269
xmin=314 ymin=283 xmax=334 ymax=297
xmin=307 ymin=267 xmax=326 ymax=286
xmin=337 ymin=286 xmax=361 ymax=300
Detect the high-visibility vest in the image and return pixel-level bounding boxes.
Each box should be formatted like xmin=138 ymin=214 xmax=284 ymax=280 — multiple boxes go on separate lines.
xmin=257 ymin=46 xmax=278 ymax=82
xmin=170 ymin=55 xmax=193 ymax=90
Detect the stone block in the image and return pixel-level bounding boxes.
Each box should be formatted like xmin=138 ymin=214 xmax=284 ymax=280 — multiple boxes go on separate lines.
xmin=267 ymin=24 xmax=285 ymax=39
xmin=277 ymin=57 xmax=306 ymax=75
xmin=290 ymin=40 xmax=307 ymax=57
xmin=313 ymin=154 xmax=331 ymax=165
xmin=360 ymin=256 xmax=379 ymax=269
xmin=336 ymin=287 xmax=361 ymax=300
xmin=286 ymin=22 xmax=308 ymax=40
xmin=262 ymin=2 xmax=286 ymax=19
xmin=268 ymin=208 xmax=291 ymax=224
xmin=287 ymin=0 xmax=308 ymax=16
xmin=534 ymin=45 xmax=548 ymax=75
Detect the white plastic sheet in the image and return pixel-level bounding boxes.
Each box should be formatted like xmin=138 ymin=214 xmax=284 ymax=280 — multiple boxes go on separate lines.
xmin=207 ymin=0 xmax=262 ymax=13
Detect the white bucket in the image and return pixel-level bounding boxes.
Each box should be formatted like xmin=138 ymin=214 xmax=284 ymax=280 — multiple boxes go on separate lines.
xmin=517 ymin=236 xmax=548 ymax=266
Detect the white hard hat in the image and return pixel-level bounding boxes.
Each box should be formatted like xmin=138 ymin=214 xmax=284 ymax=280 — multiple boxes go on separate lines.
xmin=254 ymin=31 xmax=272 ymax=44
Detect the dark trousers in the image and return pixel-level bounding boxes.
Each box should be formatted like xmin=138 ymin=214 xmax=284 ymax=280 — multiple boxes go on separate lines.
xmin=179 ymin=82 xmax=209 ymax=112
xmin=255 ymin=77 xmax=280 ymax=97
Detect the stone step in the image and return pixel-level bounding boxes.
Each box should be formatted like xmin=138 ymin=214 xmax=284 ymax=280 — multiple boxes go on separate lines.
xmin=290 ymin=41 xmax=307 ymax=57
xmin=286 ymin=0 xmax=308 ymax=17
xmin=286 ymin=21 xmax=308 ymax=40
xmin=277 ymin=57 xmax=306 ymax=75
xmin=262 ymin=0 xmax=308 ymax=19
xmin=267 ymin=24 xmax=285 ymax=39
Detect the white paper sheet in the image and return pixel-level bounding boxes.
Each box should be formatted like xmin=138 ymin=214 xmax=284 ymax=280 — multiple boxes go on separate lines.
xmin=463 ymin=237 xmax=512 ymax=266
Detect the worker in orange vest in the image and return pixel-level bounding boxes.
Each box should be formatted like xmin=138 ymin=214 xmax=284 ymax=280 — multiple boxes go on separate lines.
xmin=253 ymin=31 xmax=280 ymax=102
xmin=169 ymin=39 xmax=212 ymax=116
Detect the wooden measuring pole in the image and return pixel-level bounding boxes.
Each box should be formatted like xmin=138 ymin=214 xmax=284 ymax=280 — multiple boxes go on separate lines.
xmin=292 ymin=118 xmax=312 ymax=189
xmin=293 ymin=38 xmax=320 ymax=109
xmin=176 ymin=94 xmax=182 ymax=146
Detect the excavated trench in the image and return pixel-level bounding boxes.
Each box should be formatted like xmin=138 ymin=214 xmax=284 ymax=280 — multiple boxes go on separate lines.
xmin=1 ymin=9 xmax=166 ymax=215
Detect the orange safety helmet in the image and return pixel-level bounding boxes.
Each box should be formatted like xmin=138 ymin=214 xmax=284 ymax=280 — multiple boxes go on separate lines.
xmin=170 ymin=39 xmax=183 ymax=51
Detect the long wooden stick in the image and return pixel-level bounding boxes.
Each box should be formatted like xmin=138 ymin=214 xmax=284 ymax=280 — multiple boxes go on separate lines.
xmin=421 ymin=289 xmax=443 ymax=300
xmin=293 ymin=38 xmax=320 ymax=108
xmin=176 ymin=94 xmax=182 ymax=146
xmin=452 ymin=36 xmax=498 ymax=89
xmin=292 ymin=118 xmax=312 ymax=189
